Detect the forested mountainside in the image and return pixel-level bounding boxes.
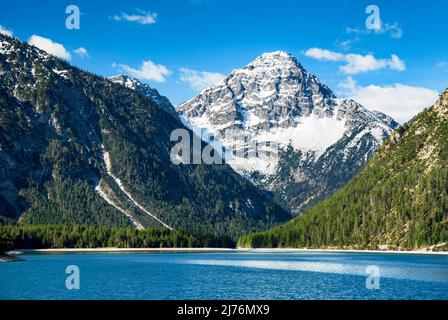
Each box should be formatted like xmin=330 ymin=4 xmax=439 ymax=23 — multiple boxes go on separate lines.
xmin=239 ymin=89 xmax=448 ymax=251
xmin=0 ymin=34 xmax=290 ymax=239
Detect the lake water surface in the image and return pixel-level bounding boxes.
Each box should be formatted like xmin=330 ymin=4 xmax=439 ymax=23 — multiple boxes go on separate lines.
xmin=1 ymin=251 xmax=448 ymax=299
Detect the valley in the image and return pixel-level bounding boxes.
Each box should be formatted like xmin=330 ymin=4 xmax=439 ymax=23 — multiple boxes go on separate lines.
xmin=0 ymin=33 xmax=446 ymax=252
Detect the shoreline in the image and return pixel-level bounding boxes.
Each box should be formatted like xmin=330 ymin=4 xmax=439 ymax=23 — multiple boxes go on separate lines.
xmin=10 ymin=247 xmax=236 ymax=255
xmin=7 ymin=247 xmax=448 ymax=256
xmin=241 ymin=247 xmax=448 ymax=256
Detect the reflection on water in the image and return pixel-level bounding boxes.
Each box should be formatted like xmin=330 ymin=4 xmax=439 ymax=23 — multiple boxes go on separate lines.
xmin=181 ymin=257 xmax=448 ymax=282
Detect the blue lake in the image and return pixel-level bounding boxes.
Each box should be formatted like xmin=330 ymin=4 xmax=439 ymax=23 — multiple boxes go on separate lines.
xmin=1 ymin=251 xmax=448 ymax=300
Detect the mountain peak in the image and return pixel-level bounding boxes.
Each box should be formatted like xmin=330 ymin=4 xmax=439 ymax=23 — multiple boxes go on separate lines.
xmin=109 ymin=74 xmax=141 ymax=90
xmin=179 ymin=51 xmax=336 ymax=117
xmin=177 ymin=51 xmax=398 ymax=212
xmin=257 ymin=50 xmax=295 ymax=60
xmin=247 ymin=50 xmax=301 ymax=70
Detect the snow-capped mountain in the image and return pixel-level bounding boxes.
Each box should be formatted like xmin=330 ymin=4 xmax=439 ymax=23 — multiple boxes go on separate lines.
xmin=177 ymin=51 xmax=399 ymax=212
xmin=109 ymin=75 xmax=178 ymax=118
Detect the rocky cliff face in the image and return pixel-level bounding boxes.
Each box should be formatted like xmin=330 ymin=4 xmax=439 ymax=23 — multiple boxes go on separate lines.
xmin=177 ymin=51 xmax=399 ymax=212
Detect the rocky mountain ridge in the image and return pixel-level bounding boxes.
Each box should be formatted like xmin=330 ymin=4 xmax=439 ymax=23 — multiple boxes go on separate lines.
xmin=177 ymin=51 xmax=399 ymax=212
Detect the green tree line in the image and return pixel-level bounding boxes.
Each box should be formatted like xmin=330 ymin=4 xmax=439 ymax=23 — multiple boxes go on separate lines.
xmin=0 ymin=224 xmax=235 ymax=254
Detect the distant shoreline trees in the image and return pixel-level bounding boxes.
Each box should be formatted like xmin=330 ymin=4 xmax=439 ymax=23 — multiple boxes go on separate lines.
xmin=0 ymin=224 xmax=235 ymax=253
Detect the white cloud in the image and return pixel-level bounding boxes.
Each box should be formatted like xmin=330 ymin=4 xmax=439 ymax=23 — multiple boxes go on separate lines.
xmin=112 ymin=10 xmax=157 ymax=25
xmin=338 ymin=77 xmax=439 ymax=123
xmin=0 ymin=25 xmax=13 ymax=37
xmin=74 ymin=47 xmax=89 ymax=58
xmin=346 ymin=22 xmax=403 ymax=39
xmin=303 ymin=48 xmax=344 ymax=61
xmin=179 ymin=68 xmax=226 ymax=92
xmin=388 ymin=54 xmax=406 ymax=71
xmin=27 ymin=35 xmax=71 ymax=60
xmin=340 ymin=54 xmax=384 ymax=74
xmin=113 ymin=60 xmax=171 ymax=82
xmin=304 ymin=48 xmax=406 ymax=75
xmin=341 ymin=53 xmax=405 ymax=74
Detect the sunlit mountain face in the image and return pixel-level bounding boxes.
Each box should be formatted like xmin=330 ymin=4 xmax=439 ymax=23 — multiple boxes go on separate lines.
xmin=177 ymin=51 xmax=398 ymax=212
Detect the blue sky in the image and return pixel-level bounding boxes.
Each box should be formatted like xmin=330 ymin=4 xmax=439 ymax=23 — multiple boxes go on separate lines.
xmin=1 ymin=0 xmax=447 ymax=122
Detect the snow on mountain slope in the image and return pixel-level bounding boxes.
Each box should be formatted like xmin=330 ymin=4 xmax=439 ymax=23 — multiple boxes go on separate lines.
xmin=95 ymin=182 xmax=145 ymax=230
xmin=177 ymin=51 xmax=399 ymax=212
xmin=100 ymin=147 xmax=174 ymax=230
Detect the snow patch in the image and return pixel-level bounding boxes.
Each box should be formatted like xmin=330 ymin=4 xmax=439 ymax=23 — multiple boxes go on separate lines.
xmin=255 ymin=113 xmax=346 ymax=153
xmin=52 ymin=68 xmax=69 ymax=80
xmin=101 ymin=149 xmax=174 ymax=230
xmin=95 ymin=183 xmax=144 ymax=230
